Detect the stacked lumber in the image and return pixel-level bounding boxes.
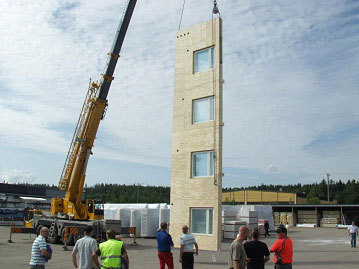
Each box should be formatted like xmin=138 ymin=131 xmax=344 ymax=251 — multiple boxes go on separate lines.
xmin=320 ymin=210 xmax=341 ymax=227
xmin=280 ymin=212 xmax=287 ymax=224
xmin=297 ymin=210 xmax=318 ymax=225
xmin=286 ymin=212 xmax=297 ymax=226
xmin=273 ymin=212 xmax=280 ymax=226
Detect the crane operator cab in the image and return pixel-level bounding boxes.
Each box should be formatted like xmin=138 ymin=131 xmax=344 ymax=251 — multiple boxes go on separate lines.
xmin=87 ymin=199 xmax=104 ymax=220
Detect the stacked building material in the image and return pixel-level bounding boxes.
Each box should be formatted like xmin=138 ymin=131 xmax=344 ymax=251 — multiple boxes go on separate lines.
xmin=273 ymin=212 xmax=280 ymax=226
xmin=223 ymin=221 xmax=246 ymax=239
xmin=320 ymin=210 xmax=341 ymax=227
xmin=286 ymin=212 xmax=297 ymax=226
xmin=237 ymin=211 xmax=258 ymax=231
xmin=297 ymin=210 xmax=318 ymax=226
xmin=280 ymin=212 xmax=287 ymax=224
xmin=222 ymin=210 xmax=237 ymax=224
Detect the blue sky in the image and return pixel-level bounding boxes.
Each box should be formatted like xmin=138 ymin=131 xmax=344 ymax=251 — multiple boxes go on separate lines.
xmin=0 ymin=0 xmax=358 ymax=187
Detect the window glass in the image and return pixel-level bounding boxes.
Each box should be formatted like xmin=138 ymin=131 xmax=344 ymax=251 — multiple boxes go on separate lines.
xmin=208 ymin=209 xmax=213 ymax=233
xmin=191 ymin=208 xmax=214 ymax=234
xmin=193 ymin=96 xmax=214 ymax=123
xmin=211 ymin=47 xmax=215 ymax=69
xmin=194 ymin=47 xmax=215 ymax=73
xmin=192 ymin=209 xmax=207 ymax=234
xmin=209 ymin=151 xmax=214 ymax=176
xmin=192 ymin=151 xmax=214 ymax=177
xmin=193 ymin=152 xmax=208 ymax=177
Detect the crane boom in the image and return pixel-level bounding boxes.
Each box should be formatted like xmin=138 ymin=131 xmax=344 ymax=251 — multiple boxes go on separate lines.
xmin=52 ymin=0 xmax=137 ymax=220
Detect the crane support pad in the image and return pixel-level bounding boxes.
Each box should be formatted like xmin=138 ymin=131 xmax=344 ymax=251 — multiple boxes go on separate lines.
xmin=11 ymin=227 xmax=36 ymax=234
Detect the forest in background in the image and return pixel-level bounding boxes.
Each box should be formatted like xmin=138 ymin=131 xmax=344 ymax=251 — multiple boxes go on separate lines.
xmin=4 ymin=179 xmax=359 ymax=204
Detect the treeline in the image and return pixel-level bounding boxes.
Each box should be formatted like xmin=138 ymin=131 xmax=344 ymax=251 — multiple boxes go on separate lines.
xmin=223 ymin=179 xmax=359 ymax=204
xmin=85 ymin=184 xmax=171 ymax=204
xmin=5 ymin=179 xmax=359 ymax=204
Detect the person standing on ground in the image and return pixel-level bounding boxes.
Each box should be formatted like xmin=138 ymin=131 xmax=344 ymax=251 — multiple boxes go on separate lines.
xmin=179 ymin=225 xmax=198 ymax=269
xmin=264 ymin=222 xmax=270 ymax=237
xmin=229 ymin=225 xmax=250 ymax=269
xmin=29 ymin=227 xmax=52 ymax=269
xmin=348 ymin=220 xmax=358 ymax=248
xmin=71 ymin=226 xmax=100 ymax=269
xmin=157 ymin=222 xmax=174 ymax=269
xmin=95 ymin=230 xmax=129 ymax=269
xmin=270 ymin=226 xmax=293 ymax=269
xmin=244 ymin=228 xmax=270 ymax=269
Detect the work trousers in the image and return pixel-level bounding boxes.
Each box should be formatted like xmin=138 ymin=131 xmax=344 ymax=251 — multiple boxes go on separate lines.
xmin=158 ymin=251 xmax=174 ymax=269
xmin=265 ymin=229 xmax=270 ymax=237
xmin=30 ymin=265 xmax=45 ymax=269
xmin=182 ymin=252 xmax=194 ymax=269
xmin=350 ymin=233 xmax=356 ymax=248
xmin=274 ymin=264 xmax=292 ymax=269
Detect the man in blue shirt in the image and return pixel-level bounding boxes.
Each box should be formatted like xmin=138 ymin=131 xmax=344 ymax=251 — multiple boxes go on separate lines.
xmin=157 ymin=222 xmax=174 ymax=269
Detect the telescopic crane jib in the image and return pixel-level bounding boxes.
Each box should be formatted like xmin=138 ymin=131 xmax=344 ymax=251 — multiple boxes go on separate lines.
xmin=51 ymin=0 xmax=137 ymax=220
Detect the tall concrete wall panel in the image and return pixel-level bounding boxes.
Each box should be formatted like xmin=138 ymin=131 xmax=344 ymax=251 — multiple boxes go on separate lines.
xmin=170 ymin=18 xmax=223 ymax=251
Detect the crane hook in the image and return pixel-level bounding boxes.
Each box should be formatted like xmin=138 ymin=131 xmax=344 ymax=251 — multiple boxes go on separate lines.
xmin=213 ymin=0 xmax=220 ymax=14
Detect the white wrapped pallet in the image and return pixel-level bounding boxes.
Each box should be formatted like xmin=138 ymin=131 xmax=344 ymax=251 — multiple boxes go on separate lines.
xmin=223 ymin=231 xmax=238 ymax=239
xmin=159 ymin=208 xmax=170 ymax=227
xmin=223 ymin=205 xmax=275 ymax=231
xmin=224 ymin=224 xmax=245 ymax=232
xmin=141 ymin=207 xmax=150 ymax=237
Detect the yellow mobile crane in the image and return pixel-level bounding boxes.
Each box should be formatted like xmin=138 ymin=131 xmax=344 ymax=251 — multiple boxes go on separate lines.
xmin=29 ymin=0 xmax=137 ymax=244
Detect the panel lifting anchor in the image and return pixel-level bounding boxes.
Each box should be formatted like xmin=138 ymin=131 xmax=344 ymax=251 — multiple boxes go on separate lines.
xmin=213 ymin=0 xmax=220 ymax=14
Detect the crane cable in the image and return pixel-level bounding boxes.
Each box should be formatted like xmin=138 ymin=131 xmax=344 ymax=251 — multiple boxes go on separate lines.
xmin=211 ymin=0 xmax=221 ymax=186
xmin=178 ymin=0 xmax=186 ymax=30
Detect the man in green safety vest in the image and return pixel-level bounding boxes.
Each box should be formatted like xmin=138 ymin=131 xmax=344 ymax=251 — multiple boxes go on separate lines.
xmin=95 ymin=230 xmax=129 ymax=269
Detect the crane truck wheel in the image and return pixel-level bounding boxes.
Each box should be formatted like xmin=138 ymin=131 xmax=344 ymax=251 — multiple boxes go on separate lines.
xmin=36 ymin=225 xmax=44 ymax=236
xmin=48 ymin=226 xmax=60 ymax=244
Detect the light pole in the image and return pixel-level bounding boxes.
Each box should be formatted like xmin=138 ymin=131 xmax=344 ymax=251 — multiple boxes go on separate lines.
xmin=326 ymin=173 xmax=330 ymax=203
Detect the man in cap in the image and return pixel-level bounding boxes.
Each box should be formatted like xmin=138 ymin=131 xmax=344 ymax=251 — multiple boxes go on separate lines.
xmin=270 ymin=226 xmax=293 ymax=269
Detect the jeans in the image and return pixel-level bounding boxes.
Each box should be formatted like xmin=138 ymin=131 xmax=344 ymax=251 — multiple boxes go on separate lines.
xmin=350 ymin=233 xmax=356 ymax=248
xmin=158 ymin=251 xmax=174 ymax=269
xmin=182 ymin=252 xmax=194 ymax=269
xmin=30 ymin=265 xmax=45 ymax=269
xmin=274 ymin=264 xmax=292 ymax=269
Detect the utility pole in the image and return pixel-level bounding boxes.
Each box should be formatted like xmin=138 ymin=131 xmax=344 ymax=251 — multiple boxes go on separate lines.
xmin=326 ymin=173 xmax=330 ymax=203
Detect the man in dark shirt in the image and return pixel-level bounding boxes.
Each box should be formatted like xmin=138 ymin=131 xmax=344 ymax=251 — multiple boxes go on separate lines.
xmin=244 ymin=228 xmax=270 ymax=269
xmin=156 ymin=222 xmax=174 ymax=269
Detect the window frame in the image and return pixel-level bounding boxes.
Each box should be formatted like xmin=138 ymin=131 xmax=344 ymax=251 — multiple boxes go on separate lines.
xmin=192 ymin=150 xmax=214 ymax=178
xmin=192 ymin=96 xmax=215 ymax=124
xmin=190 ymin=207 xmax=214 ymax=235
xmin=193 ymin=46 xmax=215 ymax=73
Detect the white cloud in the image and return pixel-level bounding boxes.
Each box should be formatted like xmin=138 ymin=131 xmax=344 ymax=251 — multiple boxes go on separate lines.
xmin=0 ymin=169 xmax=36 ymax=184
xmin=0 ymin=0 xmax=358 ymax=185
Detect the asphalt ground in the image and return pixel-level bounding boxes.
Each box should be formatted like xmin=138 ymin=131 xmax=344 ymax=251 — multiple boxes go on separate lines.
xmin=0 ymin=226 xmax=358 ymax=268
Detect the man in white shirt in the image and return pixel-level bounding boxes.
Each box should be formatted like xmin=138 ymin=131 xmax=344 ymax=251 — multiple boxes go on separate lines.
xmin=72 ymin=226 xmax=100 ymax=269
xmin=348 ymin=221 xmax=358 ymax=248
xmin=179 ymin=225 xmax=198 ymax=269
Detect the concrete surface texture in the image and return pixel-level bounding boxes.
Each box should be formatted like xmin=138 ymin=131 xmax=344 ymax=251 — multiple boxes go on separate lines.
xmin=1 ymin=227 xmax=359 ymax=268
xmin=170 ymin=17 xmax=224 ymax=252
